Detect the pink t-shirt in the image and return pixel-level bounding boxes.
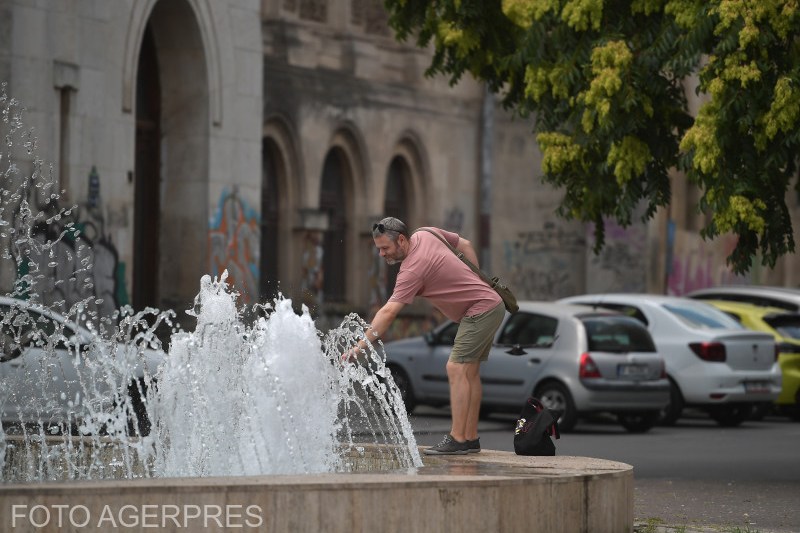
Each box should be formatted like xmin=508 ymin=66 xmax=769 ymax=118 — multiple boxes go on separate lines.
xmin=388 ymin=227 xmax=502 ymax=322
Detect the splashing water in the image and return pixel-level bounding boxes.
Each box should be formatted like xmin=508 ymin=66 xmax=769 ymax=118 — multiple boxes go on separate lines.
xmin=149 ymin=271 xmax=421 ymax=477
xmin=0 ymin=83 xmax=420 ymax=482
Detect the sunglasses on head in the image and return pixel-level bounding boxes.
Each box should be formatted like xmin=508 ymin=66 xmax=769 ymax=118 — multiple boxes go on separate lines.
xmin=373 ymin=222 xmax=407 ymax=236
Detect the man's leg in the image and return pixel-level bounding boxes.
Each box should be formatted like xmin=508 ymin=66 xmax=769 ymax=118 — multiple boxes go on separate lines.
xmin=446 ymin=360 xmax=480 ymax=442
xmin=464 ymin=362 xmax=482 ymax=441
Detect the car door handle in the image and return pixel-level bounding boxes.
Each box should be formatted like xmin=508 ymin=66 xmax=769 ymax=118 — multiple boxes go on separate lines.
xmin=529 ymin=358 xmax=541 ymax=364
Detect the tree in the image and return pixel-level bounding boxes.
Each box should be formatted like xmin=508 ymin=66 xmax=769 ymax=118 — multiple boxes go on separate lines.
xmin=385 ymin=0 xmax=799 ymax=274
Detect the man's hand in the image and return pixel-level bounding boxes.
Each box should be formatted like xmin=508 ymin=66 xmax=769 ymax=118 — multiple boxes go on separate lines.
xmin=341 ymin=345 xmax=364 ymax=364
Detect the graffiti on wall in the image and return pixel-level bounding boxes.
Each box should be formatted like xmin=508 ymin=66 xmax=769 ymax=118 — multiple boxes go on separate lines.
xmin=666 ymin=229 xmax=749 ymax=295
xmin=442 ymin=208 xmax=465 ymax=233
xmin=21 ymin=215 xmax=124 ymax=318
xmin=585 ymin=219 xmax=647 ymax=293
xmin=10 ymin=170 xmax=127 ymax=318
xmin=208 ymin=187 xmax=260 ymax=303
xmin=502 ymin=221 xmax=585 ymax=300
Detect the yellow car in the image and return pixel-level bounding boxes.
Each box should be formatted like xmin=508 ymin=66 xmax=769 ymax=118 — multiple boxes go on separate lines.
xmin=705 ymin=300 xmax=800 ymax=420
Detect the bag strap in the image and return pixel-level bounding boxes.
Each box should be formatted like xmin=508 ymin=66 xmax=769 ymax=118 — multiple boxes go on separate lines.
xmin=417 ymin=228 xmax=496 ymax=288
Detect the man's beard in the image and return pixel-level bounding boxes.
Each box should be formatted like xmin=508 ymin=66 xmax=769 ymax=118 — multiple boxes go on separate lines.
xmin=384 ymin=248 xmax=406 ymax=265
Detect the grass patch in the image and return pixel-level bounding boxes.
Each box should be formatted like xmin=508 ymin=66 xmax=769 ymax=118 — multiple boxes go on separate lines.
xmin=634 ymin=518 xmax=761 ymax=533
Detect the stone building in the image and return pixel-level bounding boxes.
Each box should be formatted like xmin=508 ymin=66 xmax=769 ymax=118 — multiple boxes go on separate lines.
xmin=0 ymin=0 xmax=797 ymax=336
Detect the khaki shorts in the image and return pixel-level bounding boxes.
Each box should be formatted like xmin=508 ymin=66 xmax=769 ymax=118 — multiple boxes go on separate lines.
xmin=450 ymin=302 xmax=506 ymax=364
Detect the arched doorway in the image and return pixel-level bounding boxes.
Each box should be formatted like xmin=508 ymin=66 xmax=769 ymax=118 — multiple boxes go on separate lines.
xmin=382 ymin=156 xmax=411 ymax=295
xmin=132 ymin=0 xmax=210 ymax=314
xmin=319 ymin=149 xmax=348 ymax=304
xmin=133 ymin=25 xmax=161 ymax=310
xmin=260 ymin=139 xmax=281 ymax=301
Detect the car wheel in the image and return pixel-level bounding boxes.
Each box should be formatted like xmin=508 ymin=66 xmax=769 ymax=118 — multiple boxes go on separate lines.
xmin=536 ymin=381 xmax=577 ymax=433
xmin=708 ymin=403 xmax=752 ymax=427
xmin=659 ymin=379 xmax=684 ymax=426
xmin=618 ymin=411 xmax=659 ymax=433
xmin=387 ymin=365 xmax=416 ymax=414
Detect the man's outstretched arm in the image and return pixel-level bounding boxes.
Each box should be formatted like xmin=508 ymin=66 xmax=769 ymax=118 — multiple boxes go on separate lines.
xmin=343 ymin=301 xmax=405 ymax=361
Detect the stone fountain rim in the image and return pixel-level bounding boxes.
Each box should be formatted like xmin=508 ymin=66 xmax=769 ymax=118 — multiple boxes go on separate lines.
xmin=0 ymin=450 xmax=632 ymax=492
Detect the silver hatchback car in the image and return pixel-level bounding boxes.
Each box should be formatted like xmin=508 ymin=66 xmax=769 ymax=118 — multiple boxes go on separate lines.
xmin=559 ymin=294 xmax=782 ymax=426
xmin=383 ymin=302 xmax=670 ymax=433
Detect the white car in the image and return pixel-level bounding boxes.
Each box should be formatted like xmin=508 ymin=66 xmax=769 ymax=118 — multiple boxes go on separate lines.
xmin=558 ymin=294 xmax=782 ymax=426
xmin=687 ymin=285 xmax=800 ymax=312
xmin=384 ymin=302 xmax=670 ymax=433
xmin=0 ymin=296 xmax=164 ymax=435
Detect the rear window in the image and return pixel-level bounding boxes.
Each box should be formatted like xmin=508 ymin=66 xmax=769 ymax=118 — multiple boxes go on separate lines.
xmin=581 ymin=316 xmax=656 ymax=353
xmin=763 ymin=314 xmax=800 ymax=340
xmin=692 ymin=293 xmax=800 ymax=312
xmin=663 ymin=303 xmax=744 ymax=330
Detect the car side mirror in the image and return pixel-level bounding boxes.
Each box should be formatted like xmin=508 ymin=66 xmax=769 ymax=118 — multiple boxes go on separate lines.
xmin=424 ymin=331 xmax=434 ymax=345
xmin=506 ymin=344 xmax=526 ymax=356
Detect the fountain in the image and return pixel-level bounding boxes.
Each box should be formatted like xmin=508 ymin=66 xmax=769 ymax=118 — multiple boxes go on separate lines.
xmin=0 ymin=84 xmax=633 ymax=532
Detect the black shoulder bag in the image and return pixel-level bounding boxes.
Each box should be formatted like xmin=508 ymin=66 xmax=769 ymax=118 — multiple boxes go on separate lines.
xmin=514 ymin=397 xmax=560 ymax=456
xmin=419 ymin=228 xmax=519 ymax=314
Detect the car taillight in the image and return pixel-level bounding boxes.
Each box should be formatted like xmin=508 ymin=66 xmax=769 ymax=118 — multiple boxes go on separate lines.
xmin=689 ymin=342 xmax=726 ymax=362
xmin=659 ymin=359 xmax=666 ymax=379
xmin=775 ymin=343 xmax=780 ymax=362
xmin=579 ymin=353 xmax=601 ymax=378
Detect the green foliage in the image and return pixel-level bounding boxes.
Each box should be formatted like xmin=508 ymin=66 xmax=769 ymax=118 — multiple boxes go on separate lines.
xmin=385 ymin=0 xmax=800 ymax=273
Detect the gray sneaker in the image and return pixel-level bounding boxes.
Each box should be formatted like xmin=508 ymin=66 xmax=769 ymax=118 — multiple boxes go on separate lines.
xmin=466 ymin=438 xmax=481 ymax=453
xmin=424 ymin=434 xmax=470 ymax=455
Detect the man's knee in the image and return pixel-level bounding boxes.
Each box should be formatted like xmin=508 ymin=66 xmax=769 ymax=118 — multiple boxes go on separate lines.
xmin=447 ymin=360 xmax=479 ymax=377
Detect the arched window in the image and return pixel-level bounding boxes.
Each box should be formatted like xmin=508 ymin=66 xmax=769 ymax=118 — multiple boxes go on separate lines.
xmin=383 ymin=156 xmax=410 ymax=295
xmin=320 ymin=150 xmax=347 ymax=303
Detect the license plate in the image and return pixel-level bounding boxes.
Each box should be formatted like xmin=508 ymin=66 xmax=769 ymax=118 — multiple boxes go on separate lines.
xmin=618 ymin=364 xmax=649 ymax=378
xmin=744 ymin=381 xmax=770 ymax=393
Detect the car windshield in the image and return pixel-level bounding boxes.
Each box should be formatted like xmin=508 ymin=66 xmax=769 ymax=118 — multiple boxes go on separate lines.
xmin=581 ymin=316 xmax=656 ymax=353
xmin=663 ymin=303 xmax=744 ymax=330
xmin=763 ymin=314 xmax=800 ymax=340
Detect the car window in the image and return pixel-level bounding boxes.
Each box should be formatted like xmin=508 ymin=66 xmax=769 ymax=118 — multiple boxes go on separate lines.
xmin=434 ymin=322 xmax=460 ymax=345
xmin=720 ymin=311 xmax=743 ymax=323
xmin=763 ymin=314 xmax=800 ymax=340
xmin=692 ymin=293 xmax=799 ymax=312
xmin=575 ymin=302 xmax=649 ymax=325
xmin=498 ymin=313 xmax=557 ymax=346
xmin=663 ymin=303 xmax=744 ymax=330
xmin=581 ymin=316 xmax=656 ymax=352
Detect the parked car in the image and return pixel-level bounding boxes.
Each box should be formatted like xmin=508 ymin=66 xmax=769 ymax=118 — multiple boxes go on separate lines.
xmin=702 ymin=300 xmax=800 ymax=421
xmin=383 ymin=301 xmax=670 ymax=433
xmin=0 ymin=296 xmax=164 ymax=435
xmin=558 ymin=294 xmax=782 ymax=427
xmin=687 ymin=285 xmax=800 ymax=312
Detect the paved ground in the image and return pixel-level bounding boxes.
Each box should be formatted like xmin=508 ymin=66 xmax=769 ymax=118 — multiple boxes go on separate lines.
xmin=410 ymin=407 xmax=800 ymax=533
xmin=633 ymin=479 xmax=800 ymax=533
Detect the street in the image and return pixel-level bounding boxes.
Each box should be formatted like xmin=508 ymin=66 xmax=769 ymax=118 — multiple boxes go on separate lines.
xmin=409 ymin=407 xmax=800 ymax=532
